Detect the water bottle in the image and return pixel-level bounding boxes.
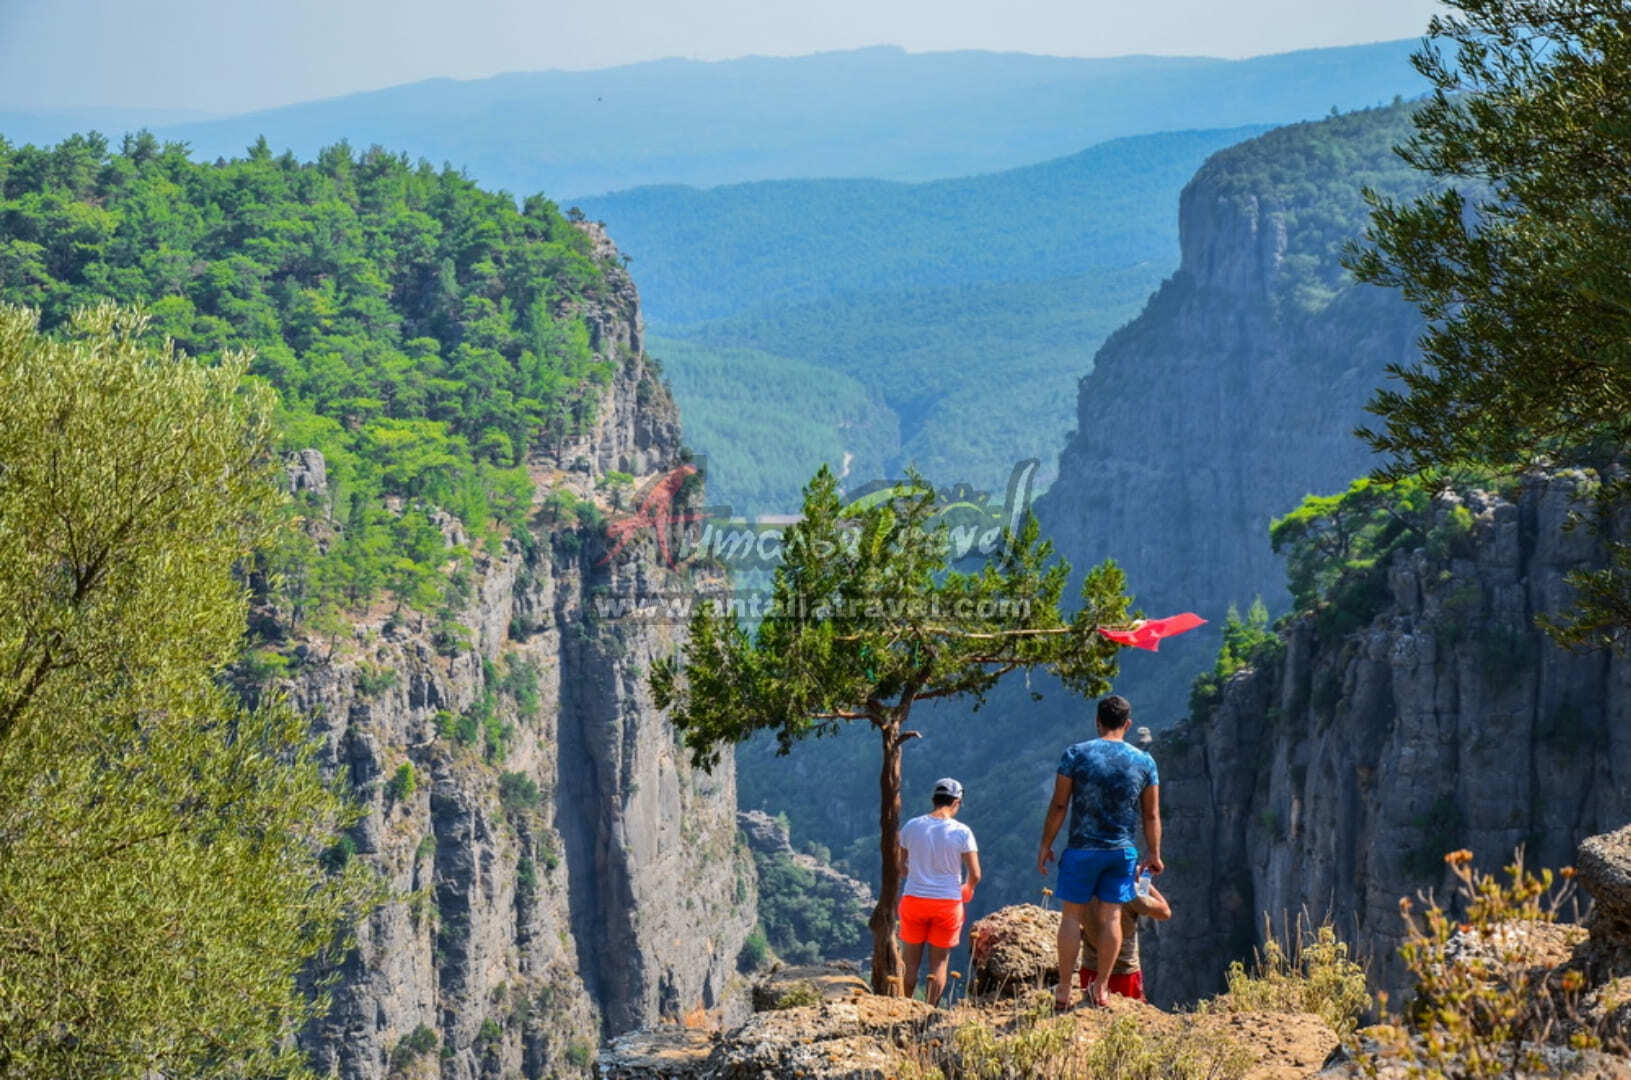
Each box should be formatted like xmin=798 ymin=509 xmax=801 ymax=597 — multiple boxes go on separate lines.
xmin=1134 ymin=869 xmax=1152 ymax=899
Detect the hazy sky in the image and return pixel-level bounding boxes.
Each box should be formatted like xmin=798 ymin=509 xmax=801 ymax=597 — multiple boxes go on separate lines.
xmin=1 ymin=0 xmax=1445 ymax=114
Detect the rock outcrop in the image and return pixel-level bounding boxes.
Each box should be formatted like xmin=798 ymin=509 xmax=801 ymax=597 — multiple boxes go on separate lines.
xmin=1146 ymin=473 xmax=1631 ymax=1007
xmin=599 ymin=954 xmax=1342 ymax=1080
xmin=1581 ymin=825 xmax=1631 ymax=949
xmin=272 ymin=233 xmax=756 ymax=1080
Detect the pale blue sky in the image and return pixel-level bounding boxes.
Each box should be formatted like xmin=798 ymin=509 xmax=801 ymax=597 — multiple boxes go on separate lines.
xmin=0 ymin=0 xmax=1445 ymax=114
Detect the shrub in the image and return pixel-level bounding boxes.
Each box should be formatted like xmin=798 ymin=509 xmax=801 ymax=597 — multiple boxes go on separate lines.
xmin=738 ymin=928 xmax=771 ymax=972
xmin=1198 ymin=917 xmax=1370 ymax=1037
xmin=566 ymin=1038 xmax=593 ymax=1068
xmin=356 ymin=663 xmax=399 ymax=698
xmin=501 ymin=654 xmax=542 ymax=720
xmin=516 ymin=856 xmax=538 ymax=905
xmin=498 ymin=771 xmax=541 ymax=813
xmin=384 ymin=763 xmax=416 ymax=803
xmin=320 ymin=833 xmax=357 ymax=874
xmin=239 ymin=646 xmax=290 ymax=684
xmin=1188 ymin=598 xmax=1282 ymax=722
xmin=389 ymin=1023 xmax=438 ymax=1073
xmin=770 ymin=980 xmax=823 ymax=1010
xmin=1356 ymin=849 xmax=1603 ymax=1078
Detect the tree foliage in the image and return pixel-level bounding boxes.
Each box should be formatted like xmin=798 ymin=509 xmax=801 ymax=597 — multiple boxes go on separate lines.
xmin=0 ymin=131 xmax=618 ymax=624
xmin=653 ymin=465 xmax=1135 ymax=989
xmin=1346 ymin=0 xmax=1631 ymax=649
xmin=0 ymin=306 xmax=374 ymax=1078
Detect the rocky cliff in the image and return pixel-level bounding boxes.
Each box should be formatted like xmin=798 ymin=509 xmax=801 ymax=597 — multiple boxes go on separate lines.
xmin=268 ymin=229 xmax=757 ymax=1080
xmin=1146 ymin=472 xmax=1631 ymax=1007
xmin=1034 ymin=103 xmax=1431 ymax=723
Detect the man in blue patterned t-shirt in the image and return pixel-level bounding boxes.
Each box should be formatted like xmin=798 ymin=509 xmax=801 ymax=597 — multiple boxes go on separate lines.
xmin=1037 ymin=694 xmax=1162 ymax=1008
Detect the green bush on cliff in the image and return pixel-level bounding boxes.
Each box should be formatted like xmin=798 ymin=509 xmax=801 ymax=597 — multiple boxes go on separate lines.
xmin=0 ymin=132 xmax=620 ymax=627
xmin=1270 ymin=476 xmax=1434 ymax=632
xmin=1187 ymin=598 xmax=1282 ymax=722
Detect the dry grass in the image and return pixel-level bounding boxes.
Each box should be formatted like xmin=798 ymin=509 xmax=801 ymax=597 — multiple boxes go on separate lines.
xmin=1198 ymin=916 xmax=1371 ymax=1037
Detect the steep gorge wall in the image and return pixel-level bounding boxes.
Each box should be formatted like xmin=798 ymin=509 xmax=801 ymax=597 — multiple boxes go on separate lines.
xmin=1145 ymin=474 xmax=1631 ymax=1006
xmin=1034 ymin=106 xmax=1428 ymax=723
xmin=271 ymin=234 xmax=756 ymax=1080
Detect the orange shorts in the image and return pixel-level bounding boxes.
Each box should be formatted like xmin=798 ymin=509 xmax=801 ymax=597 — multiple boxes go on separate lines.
xmin=1079 ymin=968 xmax=1145 ymax=1001
xmin=899 ymin=895 xmax=964 ymax=949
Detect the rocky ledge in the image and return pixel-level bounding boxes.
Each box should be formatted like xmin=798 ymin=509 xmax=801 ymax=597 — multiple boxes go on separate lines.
xmin=597 ymin=820 xmax=1631 ymax=1080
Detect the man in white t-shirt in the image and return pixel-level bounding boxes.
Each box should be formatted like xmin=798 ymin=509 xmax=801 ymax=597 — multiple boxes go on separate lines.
xmin=897 ymin=777 xmax=981 ymax=1005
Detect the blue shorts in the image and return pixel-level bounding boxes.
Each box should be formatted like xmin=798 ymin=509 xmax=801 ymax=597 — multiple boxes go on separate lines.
xmin=1057 ymin=847 xmax=1137 ymax=905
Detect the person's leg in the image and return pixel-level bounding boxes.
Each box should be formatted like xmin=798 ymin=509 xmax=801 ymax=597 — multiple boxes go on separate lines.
xmin=901 ymin=939 xmax=925 ymax=999
xmin=925 ymin=944 xmax=953 ymax=1006
xmin=1055 ymin=900 xmax=1089 ymax=1007
xmin=1089 ymin=901 xmax=1124 ymax=1007
xmin=899 ymin=896 xmax=928 ymax=999
xmin=1079 ymin=898 xmax=1102 ymax=989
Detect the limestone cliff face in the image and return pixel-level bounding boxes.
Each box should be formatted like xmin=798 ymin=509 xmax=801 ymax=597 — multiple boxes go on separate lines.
xmin=1035 ymin=106 xmax=1427 ymax=722
xmin=1145 ymin=473 xmax=1631 ymax=1007
xmin=274 ymin=229 xmax=756 ymax=1080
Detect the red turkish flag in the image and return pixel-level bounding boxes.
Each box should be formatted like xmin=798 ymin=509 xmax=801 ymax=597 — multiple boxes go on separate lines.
xmin=1097 ymin=613 xmax=1206 ymax=652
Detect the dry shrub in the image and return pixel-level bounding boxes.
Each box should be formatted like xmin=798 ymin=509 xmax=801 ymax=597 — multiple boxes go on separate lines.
xmin=1356 ymin=849 xmax=1604 ymax=1078
xmin=1198 ymin=915 xmax=1371 ymax=1037
xmin=901 ymin=992 xmax=1252 ymax=1080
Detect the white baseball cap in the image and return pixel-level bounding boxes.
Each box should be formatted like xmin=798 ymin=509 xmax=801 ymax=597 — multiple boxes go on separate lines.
xmin=933 ymin=777 xmax=964 ymax=800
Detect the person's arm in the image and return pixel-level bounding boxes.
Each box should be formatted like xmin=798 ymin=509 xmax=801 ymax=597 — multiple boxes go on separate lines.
xmin=1140 ymin=783 xmax=1163 ymax=874
xmin=1133 ymin=883 xmax=1171 ymax=921
xmin=1037 ymin=773 xmax=1072 ymax=874
xmin=897 ymin=838 xmax=909 ymax=900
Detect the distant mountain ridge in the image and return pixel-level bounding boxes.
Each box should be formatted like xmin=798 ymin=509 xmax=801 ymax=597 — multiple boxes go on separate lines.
xmin=0 ymin=41 xmax=1427 ymax=198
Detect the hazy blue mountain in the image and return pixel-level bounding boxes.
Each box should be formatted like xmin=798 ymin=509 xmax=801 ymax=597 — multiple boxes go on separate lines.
xmin=37 ymin=41 xmax=1432 ymax=199
xmin=0 ymin=107 xmax=216 ymax=149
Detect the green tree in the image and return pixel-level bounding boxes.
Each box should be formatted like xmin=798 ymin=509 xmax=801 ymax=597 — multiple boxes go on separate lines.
xmin=1346 ymin=0 xmax=1631 ymax=649
xmin=653 ymin=466 xmax=1136 ymax=991
xmin=0 ymin=305 xmax=374 ymax=1078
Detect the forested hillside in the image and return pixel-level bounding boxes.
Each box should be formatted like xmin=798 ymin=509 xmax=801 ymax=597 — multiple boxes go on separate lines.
xmin=584 ymin=128 xmax=1267 ymax=512
xmin=0 ymin=130 xmax=757 ymax=1074
xmin=0 ymin=131 xmax=619 ymax=625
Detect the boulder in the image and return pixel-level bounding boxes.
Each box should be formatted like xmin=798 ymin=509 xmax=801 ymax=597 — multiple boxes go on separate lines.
xmin=1579 ymin=825 xmax=1631 ymax=946
xmin=969 ymin=904 xmax=1064 ymax=996
xmin=597 ymin=1028 xmax=716 ymax=1079
xmin=716 ymin=997 xmax=931 ymax=1080
xmin=751 ymin=965 xmax=869 ymax=1011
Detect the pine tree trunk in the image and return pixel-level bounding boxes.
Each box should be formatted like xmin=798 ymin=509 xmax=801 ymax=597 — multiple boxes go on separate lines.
xmin=868 ymin=717 xmax=905 ymax=993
